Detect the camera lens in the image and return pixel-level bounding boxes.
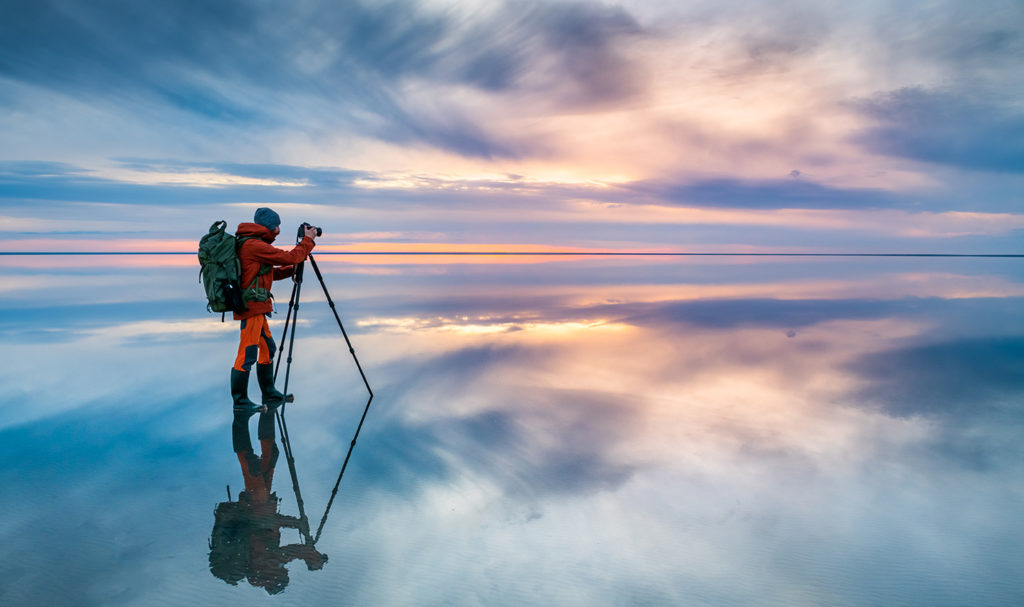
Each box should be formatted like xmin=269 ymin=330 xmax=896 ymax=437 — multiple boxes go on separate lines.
xmin=297 ymin=223 xmax=324 ymax=238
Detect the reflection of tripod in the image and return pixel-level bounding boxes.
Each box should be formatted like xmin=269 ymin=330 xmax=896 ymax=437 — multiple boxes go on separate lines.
xmin=212 ymin=411 xmax=328 ymax=593
xmin=272 ymin=249 xmax=374 ymax=544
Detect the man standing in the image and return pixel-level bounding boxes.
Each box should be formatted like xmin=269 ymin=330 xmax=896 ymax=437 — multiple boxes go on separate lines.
xmin=231 ymin=207 xmax=317 ymax=413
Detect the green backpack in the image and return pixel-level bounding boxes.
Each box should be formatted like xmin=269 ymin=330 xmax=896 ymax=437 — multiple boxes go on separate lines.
xmin=198 ymin=220 xmax=271 ymax=316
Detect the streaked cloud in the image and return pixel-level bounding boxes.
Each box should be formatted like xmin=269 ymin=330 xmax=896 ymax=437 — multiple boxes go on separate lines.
xmin=1 ymin=1 xmax=1023 ymax=252
xmin=0 ymin=0 xmax=649 ymax=159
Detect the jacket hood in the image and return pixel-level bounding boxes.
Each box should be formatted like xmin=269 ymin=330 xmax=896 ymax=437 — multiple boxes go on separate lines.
xmin=236 ymin=222 xmax=276 ymax=243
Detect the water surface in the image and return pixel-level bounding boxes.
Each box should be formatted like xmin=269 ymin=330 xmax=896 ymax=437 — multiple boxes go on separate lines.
xmin=1 ymin=254 xmax=1023 ymax=605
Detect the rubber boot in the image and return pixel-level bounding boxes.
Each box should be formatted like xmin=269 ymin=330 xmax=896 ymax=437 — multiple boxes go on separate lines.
xmin=256 ymin=363 xmax=293 ymax=409
xmin=231 ymin=368 xmax=265 ymax=414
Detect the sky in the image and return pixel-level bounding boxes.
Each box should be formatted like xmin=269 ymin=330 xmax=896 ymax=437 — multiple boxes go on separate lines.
xmin=1 ymin=0 xmax=1023 ymax=253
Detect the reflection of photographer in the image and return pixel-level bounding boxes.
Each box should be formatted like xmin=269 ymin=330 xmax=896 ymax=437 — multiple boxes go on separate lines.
xmin=230 ymin=208 xmax=318 ymax=414
xmin=211 ymin=210 xmax=369 ymax=595
xmin=209 ymin=409 xmax=328 ymax=594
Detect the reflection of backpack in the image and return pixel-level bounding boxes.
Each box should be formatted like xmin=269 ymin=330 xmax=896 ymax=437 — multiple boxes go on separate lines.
xmin=198 ymin=221 xmax=271 ymax=316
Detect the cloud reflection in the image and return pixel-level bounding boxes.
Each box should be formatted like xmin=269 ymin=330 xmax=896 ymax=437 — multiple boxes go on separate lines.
xmin=3 ymin=256 xmax=1024 ymax=605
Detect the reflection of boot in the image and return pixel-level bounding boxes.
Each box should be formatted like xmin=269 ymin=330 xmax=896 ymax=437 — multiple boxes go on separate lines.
xmin=237 ymin=450 xmax=269 ymax=503
xmin=231 ymin=368 xmax=265 ymax=414
xmin=242 ymin=451 xmax=262 ymax=476
xmin=260 ymin=439 xmax=279 ymax=488
xmin=260 ymin=439 xmax=280 ymax=470
xmin=256 ymin=364 xmax=293 ymax=408
xmin=232 ymin=412 xmax=255 ymax=453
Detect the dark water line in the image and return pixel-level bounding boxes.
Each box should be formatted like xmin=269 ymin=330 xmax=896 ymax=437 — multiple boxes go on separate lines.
xmin=2 ymin=252 xmax=1023 ymax=258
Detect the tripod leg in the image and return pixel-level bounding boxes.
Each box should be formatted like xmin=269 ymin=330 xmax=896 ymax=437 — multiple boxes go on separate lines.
xmin=274 ymin=278 xmax=299 ymax=383
xmin=275 ymin=405 xmax=311 ymax=542
xmin=278 ymin=261 xmax=305 ymax=409
xmin=305 ymin=253 xmax=375 ymax=544
xmin=308 ymin=254 xmax=373 ymax=398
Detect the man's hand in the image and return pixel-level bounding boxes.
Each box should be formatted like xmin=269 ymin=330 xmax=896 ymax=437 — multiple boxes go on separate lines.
xmin=304 ymin=226 xmax=318 ymax=241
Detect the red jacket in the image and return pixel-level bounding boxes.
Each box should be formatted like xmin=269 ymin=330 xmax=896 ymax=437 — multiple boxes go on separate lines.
xmin=233 ymin=223 xmax=315 ymax=320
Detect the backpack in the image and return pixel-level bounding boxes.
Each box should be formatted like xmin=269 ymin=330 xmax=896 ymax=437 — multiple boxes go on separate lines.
xmin=198 ymin=220 xmax=271 ymax=317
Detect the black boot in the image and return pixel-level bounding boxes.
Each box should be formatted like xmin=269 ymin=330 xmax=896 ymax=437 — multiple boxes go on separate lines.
xmin=231 ymin=368 xmax=265 ymax=414
xmin=256 ymin=364 xmax=293 ymax=409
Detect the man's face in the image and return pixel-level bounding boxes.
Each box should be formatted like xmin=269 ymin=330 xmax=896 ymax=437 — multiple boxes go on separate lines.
xmin=272 ymin=226 xmax=280 ymax=237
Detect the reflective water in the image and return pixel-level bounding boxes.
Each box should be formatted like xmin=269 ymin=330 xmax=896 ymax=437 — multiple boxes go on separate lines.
xmin=2 ymin=254 xmax=1023 ymax=606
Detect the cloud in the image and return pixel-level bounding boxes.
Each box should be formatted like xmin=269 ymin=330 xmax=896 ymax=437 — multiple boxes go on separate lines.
xmin=113 ymin=159 xmax=367 ymax=188
xmin=0 ymin=0 xmax=648 ymax=159
xmin=0 ymin=158 xmax=895 ymax=215
xmin=877 ymin=3 xmax=1024 ymax=75
xmin=853 ymin=87 xmax=1024 ymax=173
xmin=931 ymin=26 xmax=1024 ymax=69
xmin=0 ymin=160 xmax=366 ymax=205
xmin=7 ymin=157 xmax=1024 ymax=255
xmin=501 ymin=1 xmax=645 ymax=106
xmin=366 ymin=105 xmax=534 ymax=160
xmin=629 ymin=177 xmax=897 ymax=210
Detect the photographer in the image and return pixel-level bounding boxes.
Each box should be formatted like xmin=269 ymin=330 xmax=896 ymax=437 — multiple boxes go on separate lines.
xmin=230 ymin=207 xmax=317 ymax=413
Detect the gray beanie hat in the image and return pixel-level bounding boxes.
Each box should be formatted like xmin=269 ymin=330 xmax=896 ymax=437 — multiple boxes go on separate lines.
xmin=254 ymin=207 xmax=281 ymax=230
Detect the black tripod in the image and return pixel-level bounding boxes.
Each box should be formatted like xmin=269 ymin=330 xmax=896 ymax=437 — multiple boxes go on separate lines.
xmin=271 ymin=247 xmax=374 ymax=544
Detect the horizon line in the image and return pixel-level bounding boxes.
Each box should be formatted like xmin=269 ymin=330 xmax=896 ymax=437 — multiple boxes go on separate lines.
xmin=2 ymin=251 xmax=1023 ymax=258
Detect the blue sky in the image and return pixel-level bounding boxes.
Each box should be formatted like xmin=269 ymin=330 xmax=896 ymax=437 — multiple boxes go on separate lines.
xmin=1 ymin=0 xmax=1023 ymax=252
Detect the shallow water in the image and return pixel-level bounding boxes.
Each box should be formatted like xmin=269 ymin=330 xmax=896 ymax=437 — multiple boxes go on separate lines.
xmin=1 ymin=254 xmax=1023 ymax=606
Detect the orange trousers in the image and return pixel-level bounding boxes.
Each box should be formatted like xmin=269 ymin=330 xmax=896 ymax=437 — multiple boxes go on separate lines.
xmin=233 ymin=315 xmax=277 ymax=372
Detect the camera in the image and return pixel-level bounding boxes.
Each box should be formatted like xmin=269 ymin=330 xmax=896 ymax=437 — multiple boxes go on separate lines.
xmin=298 ymin=222 xmax=323 ymax=238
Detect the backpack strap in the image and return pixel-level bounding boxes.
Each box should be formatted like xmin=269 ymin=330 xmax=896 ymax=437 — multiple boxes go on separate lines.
xmin=236 ymin=236 xmax=274 ymax=300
